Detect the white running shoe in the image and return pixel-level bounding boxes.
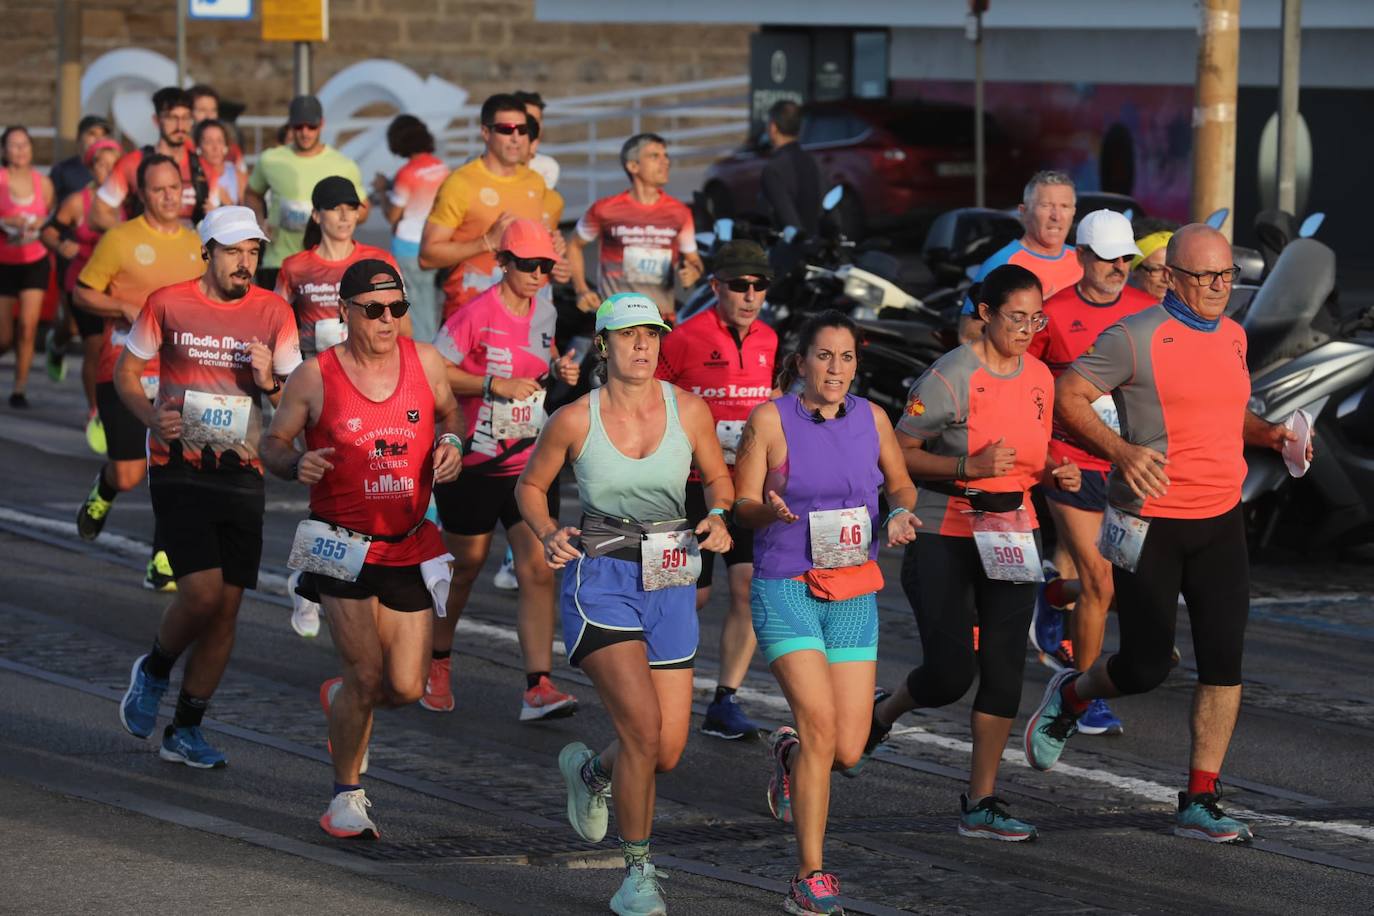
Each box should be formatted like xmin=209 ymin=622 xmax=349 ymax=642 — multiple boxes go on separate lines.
xmin=319 ymin=788 xmax=379 ymax=839
xmin=492 ymin=547 xmax=518 ymax=590
xmin=289 ymin=570 xmax=321 ymax=638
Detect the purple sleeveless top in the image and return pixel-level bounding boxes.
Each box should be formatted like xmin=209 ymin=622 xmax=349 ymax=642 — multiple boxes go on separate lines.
xmin=753 ymin=393 xmax=884 ymax=580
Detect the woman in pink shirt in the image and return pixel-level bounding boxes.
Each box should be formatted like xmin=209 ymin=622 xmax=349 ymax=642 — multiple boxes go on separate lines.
xmin=0 ymin=126 xmax=56 ymax=408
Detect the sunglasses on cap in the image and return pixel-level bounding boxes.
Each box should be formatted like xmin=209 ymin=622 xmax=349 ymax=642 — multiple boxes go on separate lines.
xmin=725 ymin=277 xmax=769 ymax=293
xmin=505 ymin=254 xmax=556 ymax=275
xmin=348 ymin=298 xmax=411 ymax=320
xmin=486 ymin=122 xmax=531 ymax=136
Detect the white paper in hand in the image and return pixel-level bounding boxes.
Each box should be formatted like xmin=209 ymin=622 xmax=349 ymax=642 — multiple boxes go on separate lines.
xmin=1282 ymin=408 xmax=1313 ymax=478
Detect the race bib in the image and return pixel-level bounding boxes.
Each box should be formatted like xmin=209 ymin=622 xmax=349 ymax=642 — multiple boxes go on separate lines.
xmin=1098 ymin=505 xmax=1150 ymax=573
xmin=287 ymin=519 xmax=371 ymax=582
xmin=314 ymin=318 xmax=347 ymax=351
xmin=182 ymin=389 xmax=252 ymax=446
xmin=1091 ymin=395 xmax=1121 ymax=434
xmin=138 ymin=375 xmax=160 ymax=401
xmin=111 ymin=327 xmax=131 ymax=348
xmin=716 ymin=419 xmax=745 ymax=464
xmin=490 ymin=388 xmax=547 ymax=440
xmin=623 ymin=245 xmax=672 ymax=286
xmin=640 ymin=529 xmax=701 ymax=591
xmin=809 ymin=506 xmax=871 ymax=569
xmin=181 ymin=186 xmax=198 ymax=210
xmin=970 ymin=509 xmax=1042 ymax=582
xmin=279 ymin=198 xmax=312 ymax=232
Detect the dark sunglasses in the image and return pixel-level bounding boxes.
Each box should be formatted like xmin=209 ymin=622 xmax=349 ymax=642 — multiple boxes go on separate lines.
xmin=486 ymin=122 xmax=531 ymax=136
xmin=348 ymin=298 xmax=410 ymax=320
xmin=725 ymin=278 xmax=769 ymax=293
xmin=506 ymin=255 xmax=555 ymax=275
xmin=291 ymin=122 xmax=321 ymax=131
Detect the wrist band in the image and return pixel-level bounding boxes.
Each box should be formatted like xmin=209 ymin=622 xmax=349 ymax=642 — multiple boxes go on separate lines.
xmin=483 ymin=375 xmax=494 ymax=399
xmin=708 ymin=507 xmax=728 ymax=519
xmin=884 ymin=506 xmax=911 ymax=526
xmin=955 ymin=455 xmax=967 ymax=480
xmin=438 ymin=433 xmax=463 ymax=453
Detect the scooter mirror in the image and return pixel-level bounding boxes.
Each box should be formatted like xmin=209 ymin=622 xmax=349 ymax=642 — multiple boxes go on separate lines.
xmin=1205 ymin=207 xmax=1230 ymax=231
xmin=822 ymin=186 xmax=844 ymax=211
xmin=714 ymin=218 xmax=734 ymax=242
xmin=1298 ymin=213 xmax=1325 ymax=238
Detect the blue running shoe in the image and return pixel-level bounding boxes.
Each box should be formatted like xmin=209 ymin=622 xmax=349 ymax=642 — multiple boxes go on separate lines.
xmin=159 ymin=726 xmax=227 ymax=769
xmin=701 ymin=692 xmax=761 ymax=740
xmin=610 ymin=862 xmax=668 ymax=916
xmin=785 ymin=871 xmax=845 ymax=915
xmin=958 ymin=794 xmax=1038 ymax=842
xmin=841 ymin=688 xmax=891 ymax=779
xmin=1077 ymin=698 xmax=1124 ymax=736
xmin=119 ymin=654 xmax=168 ymax=739
xmin=1023 ymin=669 xmax=1083 ymax=771
xmin=1175 ymin=786 xmax=1253 ymax=844
xmin=766 ymin=726 xmax=798 ymax=823
xmin=1030 ymin=575 xmax=1067 ymax=664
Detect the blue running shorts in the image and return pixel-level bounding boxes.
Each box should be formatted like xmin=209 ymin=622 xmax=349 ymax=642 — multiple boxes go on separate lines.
xmin=561 ymin=555 xmax=698 ymax=668
xmin=1045 ymin=468 xmax=1109 ymax=512
xmin=750 ymin=577 xmax=879 ymax=664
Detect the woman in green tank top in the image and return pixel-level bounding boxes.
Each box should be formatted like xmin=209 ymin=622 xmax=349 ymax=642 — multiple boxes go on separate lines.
xmin=516 ymin=293 xmax=734 ymax=915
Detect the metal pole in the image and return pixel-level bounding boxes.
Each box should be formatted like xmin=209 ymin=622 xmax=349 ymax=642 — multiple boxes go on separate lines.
xmin=176 ymin=0 xmax=187 ymax=87
xmin=974 ymin=12 xmax=985 ymax=208
xmin=294 ymin=42 xmax=312 ymax=95
xmin=1191 ymin=0 xmax=1240 ymax=238
xmin=56 ymin=0 xmax=83 ymax=161
xmin=1276 ymin=0 xmax=1302 ymax=213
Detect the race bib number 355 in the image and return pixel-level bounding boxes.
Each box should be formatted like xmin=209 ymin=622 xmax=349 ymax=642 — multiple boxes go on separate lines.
xmin=182 ymin=389 xmax=252 ymax=447
xmin=286 ymin=519 xmax=371 ymax=582
xmin=809 ymin=506 xmax=871 ymax=569
xmin=640 ymin=529 xmax=701 ymax=592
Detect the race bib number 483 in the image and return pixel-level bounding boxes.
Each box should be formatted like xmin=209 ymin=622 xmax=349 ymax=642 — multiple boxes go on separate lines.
xmin=182 ymin=389 xmax=252 ymax=447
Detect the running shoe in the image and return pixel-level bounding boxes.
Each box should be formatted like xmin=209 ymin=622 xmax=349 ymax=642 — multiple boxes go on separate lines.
xmin=419 ymin=656 xmax=454 ymax=712
xmin=766 ymin=725 xmax=799 ymax=823
xmin=321 ymin=677 xmax=368 ymax=774
xmin=1030 ymin=575 xmax=1067 ymax=660
xmin=9 ymin=392 xmax=29 ymax=409
xmin=700 ymin=692 xmax=760 ymax=740
xmin=558 ymin=740 xmax=610 ymax=842
xmin=610 ymin=862 xmax=667 ymax=916
xmin=45 ymin=329 xmax=68 ymax=382
xmin=1076 ymin=698 xmax=1124 ymax=736
xmin=1044 ymin=638 xmax=1076 ymax=672
xmin=1023 ymin=669 xmax=1083 ymax=772
xmin=958 ymin=794 xmax=1038 ymax=842
xmin=76 ymin=473 xmax=112 ymax=541
xmin=520 ymin=675 xmax=577 ymax=721
xmin=143 ymin=550 xmax=177 ymax=592
xmin=320 ymin=788 xmax=379 ymax=840
xmin=85 ymin=412 xmax=107 ymax=455
xmin=841 ymin=688 xmax=891 ymax=778
xmin=119 ymin=654 xmax=168 ymax=739
xmin=1175 ymin=786 xmax=1253 ymax=844
xmin=159 ymin=725 xmax=227 ymax=769
xmin=785 ymin=871 xmax=845 ymax=915
xmin=288 ymin=570 xmax=321 ymax=638
xmin=493 ymin=545 xmax=518 ymax=590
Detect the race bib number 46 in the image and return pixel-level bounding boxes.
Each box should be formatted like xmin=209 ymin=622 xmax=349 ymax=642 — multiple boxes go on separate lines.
xmin=286 ymin=519 xmax=371 ymax=582
xmin=809 ymin=506 xmax=871 ymax=569
xmin=640 ymin=529 xmax=702 ymax=591
xmin=491 ymin=388 xmax=547 ymax=440
xmin=182 ymin=389 xmax=252 ymax=447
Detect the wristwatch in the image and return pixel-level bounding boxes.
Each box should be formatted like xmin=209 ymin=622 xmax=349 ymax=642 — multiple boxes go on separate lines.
xmin=264 ymin=378 xmax=282 ymax=395
xmin=288 ymin=455 xmax=301 ymax=481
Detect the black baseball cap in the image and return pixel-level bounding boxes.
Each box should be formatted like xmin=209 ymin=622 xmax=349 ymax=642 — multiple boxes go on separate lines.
xmin=312 ymin=175 xmax=361 ymax=210
xmin=78 ymin=115 xmax=112 ymax=136
xmin=339 ymin=259 xmax=405 ymax=301
xmin=288 ymin=95 xmax=323 ymax=126
xmin=712 ymin=240 xmax=773 ymax=281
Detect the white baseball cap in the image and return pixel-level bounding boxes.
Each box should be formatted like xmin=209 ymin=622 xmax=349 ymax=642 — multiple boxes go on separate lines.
xmin=198 ymin=206 xmax=270 ymax=246
xmin=1075 ymin=209 xmax=1142 ymax=261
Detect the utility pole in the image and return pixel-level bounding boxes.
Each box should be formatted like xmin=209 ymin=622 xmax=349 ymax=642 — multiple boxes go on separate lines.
xmin=55 ymin=0 xmax=83 ymax=160
xmin=294 ymin=42 xmax=312 ymax=95
xmin=1276 ymin=0 xmax=1302 ymax=213
xmin=1191 ymin=0 xmax=1241 ymax=238
xmin=176 ymin=0 xmax=188 ymax=86
xmin=968 ymin=0 xmax=989 ymax=208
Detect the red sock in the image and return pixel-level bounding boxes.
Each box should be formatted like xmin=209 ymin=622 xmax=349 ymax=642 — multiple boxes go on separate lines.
xmin=1044 ymin=577 xmax=1071 ymax=608
xmin=1188 ymin=769 xmax=1220 ymax=797
xmin=1060 ymin=677 xmax=1091 ymax=715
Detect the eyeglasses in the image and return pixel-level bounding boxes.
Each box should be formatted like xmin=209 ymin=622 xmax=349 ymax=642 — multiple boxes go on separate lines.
xmin=486 ymin=122 xmax=531 ymax=136
xmin=1168 ymin=264 xmax=1241 ymax=287
xmin=348 ymin=299 xmax=410 ymax=320
xmin=725 ymin=278 xmax=769 ymax=293
xmin=1135 ymin=264 xmax=1166 ymax=275
xmin=996 ymin=311 xmax=1049 ymax=332
xmin=505 ymin=255 xmax=555 ymax=275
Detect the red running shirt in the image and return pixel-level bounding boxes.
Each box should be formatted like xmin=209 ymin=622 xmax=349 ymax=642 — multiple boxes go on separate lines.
xmin=304 ymin=336 xmax=444 ymax=565
xmin=275 ymin=243 xmax=396 ymax=358
xmin=576 ymin=190 xmax=696 ymax=318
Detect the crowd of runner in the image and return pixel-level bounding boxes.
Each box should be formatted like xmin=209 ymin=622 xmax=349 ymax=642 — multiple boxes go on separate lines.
xmin=1 ymin=85 xmax=1316 ymax=916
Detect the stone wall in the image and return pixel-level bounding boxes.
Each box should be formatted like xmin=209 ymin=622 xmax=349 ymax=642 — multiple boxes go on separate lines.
xmin=6 ymin=1 xmax=751 ymax=134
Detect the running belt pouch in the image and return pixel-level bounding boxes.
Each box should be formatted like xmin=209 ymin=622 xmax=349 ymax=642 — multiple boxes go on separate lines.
xmin=800 ymin=560 xmax=884 ymax=602
xmin=578 ymin=514 xmax=691 ymax=560
xmin=925 ymin=481 xmax=1023 ymax=514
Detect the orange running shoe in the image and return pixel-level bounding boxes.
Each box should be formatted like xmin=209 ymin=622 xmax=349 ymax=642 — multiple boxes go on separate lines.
xmin=520 ymin=675 xmax=578 ymax=722
xmin=420 ymin=657 xmax=455 ymax=713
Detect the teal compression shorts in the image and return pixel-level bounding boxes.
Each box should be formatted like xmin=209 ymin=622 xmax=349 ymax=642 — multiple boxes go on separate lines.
xmin=750 ymin=577 xmax=879 ymax=664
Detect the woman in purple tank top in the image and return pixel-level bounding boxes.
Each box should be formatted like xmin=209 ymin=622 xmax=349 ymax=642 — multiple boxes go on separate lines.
xmin=733 ymin=310 xmax=918 ymax=915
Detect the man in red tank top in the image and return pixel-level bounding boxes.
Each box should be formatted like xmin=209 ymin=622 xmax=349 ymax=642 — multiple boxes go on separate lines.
xmin=264 ymin=259 xmax=463 ymax=839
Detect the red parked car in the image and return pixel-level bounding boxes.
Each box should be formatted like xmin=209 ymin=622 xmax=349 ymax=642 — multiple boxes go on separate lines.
xmin=701 ymin=100 xmax=1022 ymax=238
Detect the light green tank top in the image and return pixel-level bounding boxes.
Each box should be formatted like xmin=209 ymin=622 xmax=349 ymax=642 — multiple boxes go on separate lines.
xmin=573 ymin=380 xmax=692 ymax=523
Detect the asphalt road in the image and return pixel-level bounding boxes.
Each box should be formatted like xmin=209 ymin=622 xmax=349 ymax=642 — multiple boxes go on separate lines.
xmin=2 ymin=360 xmax=1373 ymax=915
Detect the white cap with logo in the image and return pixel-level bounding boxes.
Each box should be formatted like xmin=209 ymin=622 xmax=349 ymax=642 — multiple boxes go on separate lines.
xmin=1075 ymin=209 xmax=1142 ymax=261
xmin=198 ymin=206 xmax=270 ymax=246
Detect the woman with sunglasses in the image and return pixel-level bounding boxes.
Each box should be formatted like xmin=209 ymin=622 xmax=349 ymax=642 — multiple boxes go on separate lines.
xmin=1129 ymin=228 xmax=1174 ymax=303
xmin=425 ymin=219 xmax=581 ymax=719
xmin=868 ymin=264 xmax=1080 ymax=843
xmin=516 ymin=290 xmax=732 ymax=916
xmin=0 ymin=125 xmax=56 ymax=408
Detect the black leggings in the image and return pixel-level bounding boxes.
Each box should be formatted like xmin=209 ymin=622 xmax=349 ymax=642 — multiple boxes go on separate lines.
xmin=900 ymin=533 xmax=1040 ymax=719
xmin=1107 ymin=504 xmax=1249 ymax=692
